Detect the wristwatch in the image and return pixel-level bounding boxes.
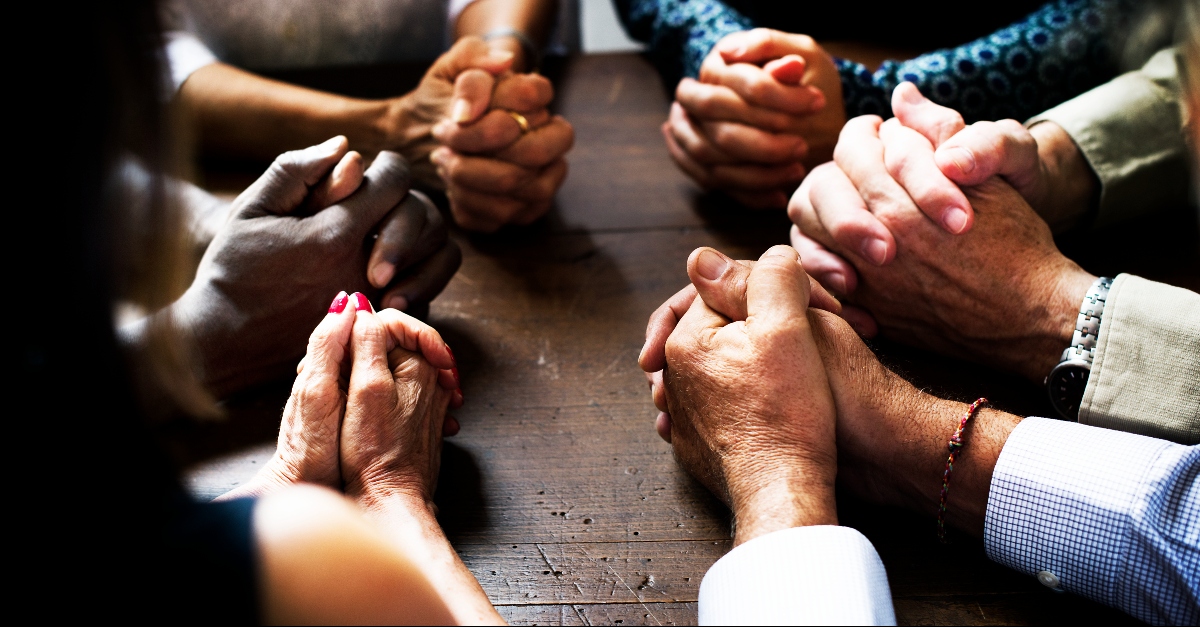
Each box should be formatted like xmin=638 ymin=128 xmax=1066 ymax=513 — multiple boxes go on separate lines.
xmin=1045 ymin=277 xmax=1112 ymax=420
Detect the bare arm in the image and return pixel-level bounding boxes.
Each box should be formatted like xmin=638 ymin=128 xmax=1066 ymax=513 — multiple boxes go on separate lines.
xmin=177 ymin=63 xmax=404 ymax=162
xmin=455 ymin=0 xmax=558 ymax=72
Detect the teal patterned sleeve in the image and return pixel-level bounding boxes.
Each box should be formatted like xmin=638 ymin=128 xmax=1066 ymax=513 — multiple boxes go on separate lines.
xmin=614 ymin=0 xmax=752 ymax=85
xmin=615 ymin=0 xmax=1136 ymax=124
xmin=839 ymin=0 xmax=1135 ymax=122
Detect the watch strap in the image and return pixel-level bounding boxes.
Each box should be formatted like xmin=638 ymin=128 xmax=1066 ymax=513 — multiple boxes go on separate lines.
xmin=1060 ymin=277 xmax=1113 ymax=365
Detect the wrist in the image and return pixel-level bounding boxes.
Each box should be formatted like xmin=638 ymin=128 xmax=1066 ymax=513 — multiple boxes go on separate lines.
xmin=878 ymin=395 xmax=1019 ymax=537
xmin=1020 ymin=262 xmax=1097 ymax=383
xmin=1029 ymin=121 xmax=1098 ymax=232
xmin=353 ymin=481 xmax=438 ymax=522
xmin=726 ymin=461 xmax=838 ymax=546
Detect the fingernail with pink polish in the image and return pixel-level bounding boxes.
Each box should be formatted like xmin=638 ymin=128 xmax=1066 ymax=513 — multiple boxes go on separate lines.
xmin=351 ymin=292 xmax=373 ymax=312
xmin=328 ymin=291 xmax=349 ymax=314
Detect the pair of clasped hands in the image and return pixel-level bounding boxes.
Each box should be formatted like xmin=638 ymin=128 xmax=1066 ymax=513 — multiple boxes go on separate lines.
xmin=640 ymin=83 xmax=1095 ymax=544
xmin=664 ymin=29 xmax=845 ymax=208
xmin=423 ymin=38 xmax=574 ymax=231
xmin=227 ymin=290 xmax=461 ymax=513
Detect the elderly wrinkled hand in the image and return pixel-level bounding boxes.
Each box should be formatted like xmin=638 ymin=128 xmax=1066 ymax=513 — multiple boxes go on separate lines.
xmin=222 ymin=292 xmax=461 ymax=498
xmin=651 ymin=245 xmax=839 ymax=544
xmin=788 ymin=90 xmax=1097 ymax=381
xmin=428 ymin=45 xmax=574 ymax=231
xmin=665 ymin=28 xmax=844 ymax=208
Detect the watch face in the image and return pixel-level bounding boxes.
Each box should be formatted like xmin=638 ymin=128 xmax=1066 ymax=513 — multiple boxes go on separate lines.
xmin=1048 ymin=363 xmax=1089 ymax=419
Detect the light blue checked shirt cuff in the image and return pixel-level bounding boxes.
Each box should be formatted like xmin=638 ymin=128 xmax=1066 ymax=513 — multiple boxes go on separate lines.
xmin=698 ymin=525 xmax=896 ymax=625
xmin=985 ymin=417 xmax=1200 ymax=625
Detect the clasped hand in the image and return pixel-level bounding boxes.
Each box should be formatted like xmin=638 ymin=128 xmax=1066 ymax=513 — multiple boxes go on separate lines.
xmin=665 ymin=29 xmax=844 ymax=208
xmin=410 ymin=37 xmax=574 ymax=231
xmin=237 ymin=295 xmax=462 ymax=507
xmin=788 ymin=83 xmax=1096 ymax=381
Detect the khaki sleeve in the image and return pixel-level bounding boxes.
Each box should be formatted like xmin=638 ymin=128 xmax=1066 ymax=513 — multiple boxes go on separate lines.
xmin=1079 ymin=274 xmax=1200 ymax=444
xmin=1026 ymin=48 xmax=1190 ymax=229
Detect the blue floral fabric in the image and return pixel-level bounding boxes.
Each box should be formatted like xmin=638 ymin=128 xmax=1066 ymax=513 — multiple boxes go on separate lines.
xmin=615 ymin=0 xmax=1134 ymax=123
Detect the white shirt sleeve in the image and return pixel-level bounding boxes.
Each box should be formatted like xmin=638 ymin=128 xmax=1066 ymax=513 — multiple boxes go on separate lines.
xmin=164 ymin=30 xmax=218 ymax=92
xmin=985 ymin=417 xmax=1199 ymax=625
xmin=698 ymin=525 xmax=896 ymax=625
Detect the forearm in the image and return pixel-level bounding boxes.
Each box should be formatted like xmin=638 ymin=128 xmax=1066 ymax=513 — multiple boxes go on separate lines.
xmin=358 ymin=490 xmax=503 ymax=625
xmin=455 ymin=0 xmax=558 ymax=72
xmin=179 ymin=63 xmax=397 ymax=160
xmin=856 ymin=392 xmax=1022 ymax=538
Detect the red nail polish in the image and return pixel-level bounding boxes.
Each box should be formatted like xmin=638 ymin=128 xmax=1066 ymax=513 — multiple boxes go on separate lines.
xmin=351 ymin=292 xmax=373 ymax=312
xmin=451 ymin=366 xmax=461 ymax=389
xmin=446 ymin=345 xmax=458 ymax=368
xmin=328 ymin=291 xmax=349 ymax=314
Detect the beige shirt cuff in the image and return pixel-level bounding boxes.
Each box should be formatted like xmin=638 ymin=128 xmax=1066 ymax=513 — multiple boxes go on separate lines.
xmin=1080 ymin=274 xmax=1200 ymax=444
xmin=1026 ymin=48 xmax=1189 ymax=229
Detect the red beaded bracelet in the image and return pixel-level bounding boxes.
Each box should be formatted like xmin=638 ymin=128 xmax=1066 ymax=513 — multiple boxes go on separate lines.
xmin=937 ymin=397 xmax=988 ymax=543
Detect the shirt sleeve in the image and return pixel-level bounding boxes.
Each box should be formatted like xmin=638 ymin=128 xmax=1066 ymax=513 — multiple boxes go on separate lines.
xmin=984 ymin=417 xmax=1200 ymax=625
xmin=839 ymin=0 xmax=1133 ymax=122
xmin=698 ymin=525 xmax=896 ymax=625
xmin=1078 ymin=274 xmax=1200 ymax=444
xmin=613 ymin=0 xmax=752 ymax=85
xmin=164 ymin=31 xmax=218 ymax=92
xmin=1026 ymin=48 xmax=1189 ymax=228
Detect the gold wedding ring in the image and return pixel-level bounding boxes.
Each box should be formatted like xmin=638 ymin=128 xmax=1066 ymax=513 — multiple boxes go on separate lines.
xmin=507 ymin=110 xmax=531 ymax=134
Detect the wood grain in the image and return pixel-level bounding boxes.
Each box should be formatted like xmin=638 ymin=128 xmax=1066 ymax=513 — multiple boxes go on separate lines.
xmin=181 ymin=53 xmax=1175 ymax=625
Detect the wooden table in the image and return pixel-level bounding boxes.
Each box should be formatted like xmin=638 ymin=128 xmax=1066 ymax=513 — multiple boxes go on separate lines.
xmin=187 ymin=53 xmax=1198 ymax=625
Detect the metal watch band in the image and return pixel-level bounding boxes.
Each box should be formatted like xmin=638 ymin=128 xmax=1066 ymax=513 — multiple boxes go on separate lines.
xmin=483 ymin=27 xmax=541 ymax=71
xmin=1060 ymin=277 xmax=1113 ymax=365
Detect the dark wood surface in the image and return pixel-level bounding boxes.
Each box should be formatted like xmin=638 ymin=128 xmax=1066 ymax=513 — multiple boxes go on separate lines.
xmin=186 ymin=52 xmax=1197 ymax=625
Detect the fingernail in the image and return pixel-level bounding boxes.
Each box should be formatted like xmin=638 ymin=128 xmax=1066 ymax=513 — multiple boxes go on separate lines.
xmin=351 ymin=292 xmax=373 ymax=313
xmin=790 ymin=163 xmax=808 ymax=179
xmin=861 ymin=239 xmax=889 ymax=266
xmin=638 ymin=339 xmax=649 ymax=364
xmin=942 ymin=207 xmax=969 ymax=234
xmin=792 ymin=141 xmax=809 ymax=159
xmin=695 ymin=249 xmax=729 ymax=281
xmin=447 ymin=345 xmax=458 ymax=368
xmin=825 ymin=273 xmax=848 ymax=295
xmin=386 ymin=294 xmax=408 ymax=311
xmin=371 ymin=262 xmax=396 ymax=289
xmin=432 ymin=120 xmax=452 ymax=136
xmin=487 ymin=48 xmax=515 ymax=63
xmin=316 ymin=136 xmax=344 ymax=155
xmin=899 ymin=83 xmax=924 ymax=103
xmin=810 ymin=90 xmax=826 ymax=112
xmin=941 ymin=147 xmax=975 ymax=174
xmin=451 ymin=99 xmax=472 ymax=123
xmin=451 ymin=366 xmax=461 ymax=389
xmin=328 ymin=291 xmax=349 ymax=313
xmin=430 ymin=147 xmax=449 ymax=165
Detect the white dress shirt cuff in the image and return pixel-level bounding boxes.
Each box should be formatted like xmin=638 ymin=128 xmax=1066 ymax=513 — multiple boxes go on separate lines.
xmin=698 ymin=525 xmax=896 ymax=625
xmin=984 ymin=417 xmax=1198 ymax=623
xmin=164 ymin=30 xmax=218 ymax=92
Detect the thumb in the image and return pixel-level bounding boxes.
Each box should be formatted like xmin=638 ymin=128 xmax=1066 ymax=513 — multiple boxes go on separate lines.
xmin=236 ymin=136 xmax=349 ymax=218
xmin=764 ymin=54 xmax=807 ymax=86
xmin=745 ymin=245 xmax=811 ymax=327
xmin=890 ymin=82 xmax=965 ymax=147
xmin=450 ymin=69 xmax=496 ymax=125
xmin=686 ymin=248 xmax=750 ymax=322
xmin=431 ymin=36 xmax=514 ymax=81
